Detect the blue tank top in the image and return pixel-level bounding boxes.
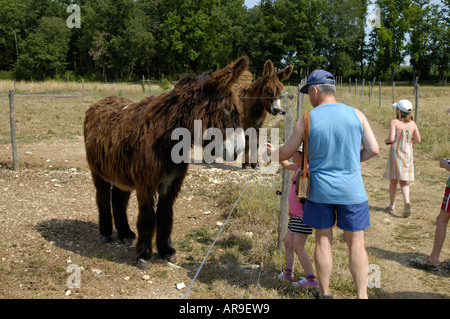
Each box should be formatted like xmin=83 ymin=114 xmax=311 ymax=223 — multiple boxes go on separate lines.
xmin=308 ymin=103 xmax=368 ymax=204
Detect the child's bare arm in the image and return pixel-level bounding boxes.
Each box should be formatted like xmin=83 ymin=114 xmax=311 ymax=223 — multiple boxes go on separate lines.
xmin=385 ymin=120 xmax=397 ymax=145
xmin=412 ymin=122 xmax=421 ymax=144
xmin=280 ymin=160 xmax=297 ymax=171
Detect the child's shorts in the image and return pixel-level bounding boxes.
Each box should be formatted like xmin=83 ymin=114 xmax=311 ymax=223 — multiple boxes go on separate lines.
xmin=288 ymin=217 xmax=313 ymax=235
xmin=303 ymin=200 xmax=371 ymax=232
xmin=442 ymin=187 xmax=450 ymax=213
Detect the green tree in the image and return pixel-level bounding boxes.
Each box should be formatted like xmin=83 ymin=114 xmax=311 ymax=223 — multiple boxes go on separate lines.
xmin=13 ymin=16 xmax=71 ymax=80
xmin=158 ymin=0 xmax=218 ymax=76
xmin=375 ymin=0 xmax=411 ymax=83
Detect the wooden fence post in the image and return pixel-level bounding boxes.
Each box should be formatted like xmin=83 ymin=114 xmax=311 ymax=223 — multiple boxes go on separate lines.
xmin=362 ymin=79 xmax=365 ymax=100
xmin=349 ymin=78 xmax=351 ymax=94
xmin=392 ymin=81 xmax=395 ymax=104
xmin=297 ymin=83 xmax=304 ymax=120
xmin=8 ymin=90 xmax=18 ymax=170
xmin=278 ymin=93 xmax=293 ymax=249
xmin=413 ymin=76 xmax=419 ymax=96
xmin=415 ymin=84 xmax=419 ymax=123
xmin=82 ymin=79 xmax=85 ymax=96
xmin=379 ymin=82 xmax=382 ymax=107
xmin=355 ymin=79 xmax=358 ymax=95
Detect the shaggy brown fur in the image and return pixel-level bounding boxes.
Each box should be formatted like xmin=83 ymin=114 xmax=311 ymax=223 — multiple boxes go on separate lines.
xmin=237 ymin=60 xmax=293 ymax=168
xmin=83 ymin=57 xmax=249 ymax=269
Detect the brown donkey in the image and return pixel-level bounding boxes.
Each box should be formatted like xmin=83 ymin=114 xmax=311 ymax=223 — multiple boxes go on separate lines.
xmin=84 ymin=57 xmax=249 ymax=269
xmin=237 ymin=60 xmax=293 ymax=168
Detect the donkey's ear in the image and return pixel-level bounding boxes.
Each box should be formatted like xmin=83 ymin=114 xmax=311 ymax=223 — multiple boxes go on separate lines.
xmin=276 ymin=65 xmax=294 ymax=82
xmin=263 ymin=60 xmax=275 ymax=78
xmin=211 ymin=56 xmax=250 ymax=93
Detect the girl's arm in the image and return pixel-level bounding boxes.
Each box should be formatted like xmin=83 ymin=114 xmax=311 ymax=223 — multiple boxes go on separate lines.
xmin=411 ymin=122 xmax=421 ymax=144
xmin=384 ymin=120 xmax=397 ymax=145
xmin=280 ymin=160 xmax=297 ymax=171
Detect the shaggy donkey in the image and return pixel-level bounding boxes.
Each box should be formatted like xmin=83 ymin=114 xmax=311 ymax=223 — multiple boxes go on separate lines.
xmin=84 ymin=57 xmax=249 ymax=269
xmin=237 ymin=60 xmax=293 ymax=168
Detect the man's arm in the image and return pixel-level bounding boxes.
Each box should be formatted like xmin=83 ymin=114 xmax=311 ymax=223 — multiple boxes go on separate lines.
xmin=354 ymin=108 xmax=379 ymax=162
xmin=265 ymin=114 xmax=305 ymax=163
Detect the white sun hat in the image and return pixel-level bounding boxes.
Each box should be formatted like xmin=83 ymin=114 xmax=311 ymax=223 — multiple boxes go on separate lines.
xmin=393 ymin=100 xmax=413 ymax=113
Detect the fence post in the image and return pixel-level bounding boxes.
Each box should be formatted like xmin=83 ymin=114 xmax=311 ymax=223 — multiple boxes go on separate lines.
xmin=278 ymin=93 xmax=293 ymax=249
xmin=392 ymin=81 xmax=395 ymax=103
xmin=362 ymin=79 xmax=365 ymax=100
xmin=82 ymin=79 xmax=85 ymax=96
xmin=413 ymin=76 xmax=419 ymax=96
xmin=379 ymin=82 xmax=382 ymax=107
xmin=349 ymin=78 xmax=351 ymax=94
xmin=8 ymin=90 xmax=18 ymax=171
xmin=415 ymin=84 xmax=419 ymax=123
xmin=297 ymin=83 xmax=304 ymax=120
xmin=355 ymin=79 xmax=358 ymax=95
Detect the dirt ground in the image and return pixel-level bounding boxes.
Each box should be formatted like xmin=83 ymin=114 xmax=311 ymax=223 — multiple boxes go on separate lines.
xmin=0 ymin=112 xmax=448 ymax=300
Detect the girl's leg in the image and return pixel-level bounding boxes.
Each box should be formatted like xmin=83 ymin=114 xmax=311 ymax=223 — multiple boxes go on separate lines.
xmin=293 ymin=233 xmax=314 ymax=275
xmin=389 ymin=179 xmax=398 ymax=207
xmin=399 ymin=180 xmax=410 ymax=203
xmin=280 ymin=230 xmax=295 ymax=280
xmin=399 ymin=180 xmax=411 ymax=217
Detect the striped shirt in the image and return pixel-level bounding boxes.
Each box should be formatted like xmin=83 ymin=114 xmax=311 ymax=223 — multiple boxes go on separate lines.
xmin=384 ymin=130 xmax=414 ymax=181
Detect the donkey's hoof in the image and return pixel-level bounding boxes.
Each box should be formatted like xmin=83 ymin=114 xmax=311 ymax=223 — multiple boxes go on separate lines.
xmin=137 ymin=258 xmax=150 ymax=270
xmin=100 ymin=235 xmax=112 ymax=243
xmin=121 ymin=237 xmax=135 ymax=246
xmin=161 ymin=253 xmax=177 ymax=263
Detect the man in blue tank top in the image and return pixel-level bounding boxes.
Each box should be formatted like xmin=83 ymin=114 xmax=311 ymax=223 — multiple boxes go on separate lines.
xmin=264 ymin=70 xmax=379 ymax=299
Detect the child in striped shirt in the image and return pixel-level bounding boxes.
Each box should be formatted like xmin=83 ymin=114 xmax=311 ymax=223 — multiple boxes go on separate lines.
xmin=275 ymin=149 xmax=318 ymax=288
xmin=384 ymin=100 xmax=421 ymax=217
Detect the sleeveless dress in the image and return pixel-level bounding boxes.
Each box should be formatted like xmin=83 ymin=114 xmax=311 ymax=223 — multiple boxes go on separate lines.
xmin=384 ymin=130 xmax=414 ymax=181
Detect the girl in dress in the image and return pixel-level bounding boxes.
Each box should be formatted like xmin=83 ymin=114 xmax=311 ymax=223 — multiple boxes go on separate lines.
xmin=384 ymin=100 xmax=421 ymax=217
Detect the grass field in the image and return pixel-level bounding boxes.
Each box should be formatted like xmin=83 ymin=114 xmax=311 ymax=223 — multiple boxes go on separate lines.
xmin=0 ymin=79 xmax=448 ymax=299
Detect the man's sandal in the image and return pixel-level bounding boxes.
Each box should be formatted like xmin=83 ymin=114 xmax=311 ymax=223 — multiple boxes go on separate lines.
xmin=385 ymin=205 xmax=395 ymax=212
xmin=410 ymin=257 xmax=440 ymax=271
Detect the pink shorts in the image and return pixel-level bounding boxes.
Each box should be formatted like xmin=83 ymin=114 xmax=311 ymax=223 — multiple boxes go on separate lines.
xmin=441 ymin=187 xmax=450 ymax=213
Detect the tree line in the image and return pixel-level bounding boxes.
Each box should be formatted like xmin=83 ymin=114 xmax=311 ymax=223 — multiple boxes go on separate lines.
xmin=0 ymin=0 xmax=448 ymax=83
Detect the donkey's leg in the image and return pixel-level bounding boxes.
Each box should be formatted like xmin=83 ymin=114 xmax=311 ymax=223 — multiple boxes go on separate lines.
xmin=155 ymin=192 xmax=177 ymax=262
xmin=251 ymin=128 xmax=261 ymax=169
xmin=155 ymin=172 xmax=186 ymax=262
xmin=92 ymin=173 xmax=112 ymax=243
xmin=111 ymin=186 xmax=136 ymax=246
xmin=242 ymin=134 xmax=250 ymax=169
xmin=135 ymin=187 xmax=156 ymax=270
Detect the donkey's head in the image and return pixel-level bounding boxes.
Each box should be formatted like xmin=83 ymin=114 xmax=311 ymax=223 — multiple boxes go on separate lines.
xmin=174 ymin=56 xmax=250 ymax=162
xmin=257 ymin=60 xmax=293 ymax=115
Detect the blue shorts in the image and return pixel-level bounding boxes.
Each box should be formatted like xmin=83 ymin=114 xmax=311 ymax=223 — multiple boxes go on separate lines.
xmin=303 ymin=200 xmax=371 ymax=231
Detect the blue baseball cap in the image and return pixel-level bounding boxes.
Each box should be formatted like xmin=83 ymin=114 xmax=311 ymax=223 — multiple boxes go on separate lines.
xmin=300 ymin=70 xmax=336 ymax=94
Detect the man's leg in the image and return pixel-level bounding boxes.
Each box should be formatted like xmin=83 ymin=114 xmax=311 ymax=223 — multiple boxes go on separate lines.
xmin=344 ymin=230 xmax=368 ymax=299
xmin=314 ymin=228 xmax=333 ymax=296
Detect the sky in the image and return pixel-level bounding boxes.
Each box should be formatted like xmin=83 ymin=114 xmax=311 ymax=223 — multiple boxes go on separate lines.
xmin=244 ymin=0 xmax=259 ymax=8
xmin=245 ymin=0 xmax=442 ymax=9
